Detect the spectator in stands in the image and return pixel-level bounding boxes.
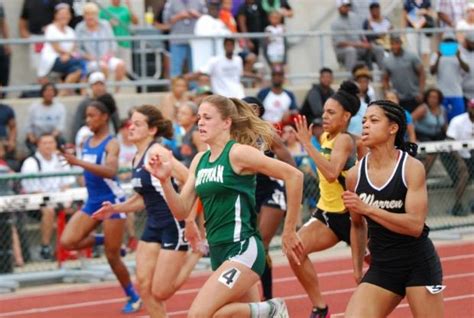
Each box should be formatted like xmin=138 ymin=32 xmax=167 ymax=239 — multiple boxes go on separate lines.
xmin=383 ymin=34 xmax=425 ymax=113
xmin=220 ymin=0 xmax=258 ymax=76
xmin=264 ymin=11 xmax=286 ymax=68
xmin=257 ymin=66 xmax=298 ymax=125
xmin=348 ymin=69 xmax=373 ymax=136
xmin=281 ymin=124 xmax=308 ymax=169
xmin=153 ymin=1 xmax=172 ymax=79
xmin=176 ymin=101 xmax=206 ymax=167
xmin=412 ymin=88 xmax=447 ymax=141
xmin=160 ymin=76 xmax=190 ymax=122
xmin=430 ymin=32 xmax=470 ymax=122
xmin=21 ymin=133 xmax=75 ymax=260
xmin=0 ymin=3 xmax=11 ymax=96
xmin=191 ymin=1 xmax=231 ymax=73
xmin=189 ymin=38 xmax=253 ymax=98
xmin=436 ymin=0 xmax=467 ymax=28
xmin=25 ymin=83 xmax=66 ymax=154
xmin=19 ymin=0 xmax=80 ymax=71
xmin=444 ymin=98 xmax=474 ymax=215
xmin=99 ymin=0 xmax=139 ymax=73
xmin=462 ymin=32 xmax=474 ymax=102
xmin=237 ymin=0 xmax=268 ymax=56
xmin=331 ymin=0 xmax=384 ymax=72
xmin=76 ymin=3 xmax=126 ymax=91
xmin=0 ymin=102 xmax=16 ymax=165
xmin=331 ymin=0 xmax=384 ymax=70
xmin=163 ymin=0 xmax=207 ymax=77
xmin=384 ymin=89 xmax=417 ymax=143
xmin=260 ymin=0 xmax=293 ymax=18
xmin=456 ymin=3 xmax=474 ymax=44
xmin=300 ymin=67 xmax=335 ymax=124
xmin=37 ymin=3 xmax=84 ymax=96
xmin=363 ymin=2 xmax=393 ymax=51
xmin=403 ymin=0 xmax=434 ymax=66
xmin=71 ymin=72 xmax=120 ymax=142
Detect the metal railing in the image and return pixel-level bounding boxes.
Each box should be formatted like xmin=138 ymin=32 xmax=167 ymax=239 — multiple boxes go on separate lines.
xmin=1 ymin=27 xmax=464 ymax=95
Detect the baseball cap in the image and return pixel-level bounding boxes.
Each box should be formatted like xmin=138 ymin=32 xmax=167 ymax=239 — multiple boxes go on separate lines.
xmin=354 ymin=68 xmax=372 ymax=80
xmin=88 ymin=72 xmax=106 ymax=85
xmin=336 ymin=0 xmax=351 ymax=8
xmin=369 ymin=2 xmax=380 ymax=9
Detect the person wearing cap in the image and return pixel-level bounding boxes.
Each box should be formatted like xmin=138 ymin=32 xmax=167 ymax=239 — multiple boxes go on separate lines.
xmin=71 ymin=72 xmax=120 ymax=142
xmin=75 ymin=3 xmax=127 ymax=92
xmin=461 ymin=32 xmax=474 ymax=103
xmin=383 ymin=34 xmax=426 ymax=113
xmin=348 ymin=69 xmax=373 ymax=136
xmin=430 ymin=32 xmax=470 ymax=122
xmin=300 ymin=68 xmax=335 ymax=124
xmin=257 ymin=66 xmax=298 ymax=125
xmin=331 ymin=0 xmax=385 ymax=72
xmin=443 ymin=99 xmax=474 ymax=215
xmin=37 ymin=3 xmax=84 ymax=96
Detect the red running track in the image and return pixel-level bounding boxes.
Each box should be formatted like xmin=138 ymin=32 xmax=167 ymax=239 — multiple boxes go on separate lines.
xmin=0 ymin=241 xmax=473 ymax=318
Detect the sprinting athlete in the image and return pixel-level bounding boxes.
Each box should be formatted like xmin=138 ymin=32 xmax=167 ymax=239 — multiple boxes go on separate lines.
xmin=93 ymin=105 xmax=203 ymax=317
xmin=291 ymin=81 xmax=362 ymax=318
xmin=60 ymin=101 xmax=141 ymax=313
xmin=146 ymin=95 xmax=304 ymax=317
xmin=343 ymin=100 xmax=444 ymax=317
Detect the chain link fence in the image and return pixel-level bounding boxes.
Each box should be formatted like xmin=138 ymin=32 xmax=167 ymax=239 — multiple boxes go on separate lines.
xmin=0 ymin=140 xmax=473 ymax=283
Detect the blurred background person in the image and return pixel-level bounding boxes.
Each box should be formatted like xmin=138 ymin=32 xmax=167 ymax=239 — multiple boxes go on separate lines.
xmin=300 ymin=67 xmax=334 ymax=124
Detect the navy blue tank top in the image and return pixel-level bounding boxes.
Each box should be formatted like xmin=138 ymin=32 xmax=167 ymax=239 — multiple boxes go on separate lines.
xmin=82 ymin=135 xmax=125 ymax=201
xmin=131 ymin=143 xmax=177 ymax=228
xmin=355 ymin=151 xmax=430 ymax=263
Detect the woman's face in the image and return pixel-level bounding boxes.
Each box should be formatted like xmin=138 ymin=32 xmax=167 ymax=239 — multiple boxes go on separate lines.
xmin=427 ymin=91 xmax=441 ymax=107
xmin=197 ymin=102 xmax=230 ymax=144
xmin=177 ymin=105 xmax=197 ymax=127
xmin=361 ymin=106 xmax=397 ymax=148
xmin=128 ymin=111 xmax=154 ymax=142
xmin=86 ymin=106 xmax=108 ymax=133
xmin=322 ymin=98 xmax=351 ymax=134
xmin=55 ymin=8 xmax=71 ymax=26
xmin=281 ymin=125 xmax=297 ymax=145
xmin=42 ymin=86 xmax=55 ymax=103
xmin=83 ymin=11 xmax=98 ymax=27
xmin=172 ymin=79 xmax=188 ymax=98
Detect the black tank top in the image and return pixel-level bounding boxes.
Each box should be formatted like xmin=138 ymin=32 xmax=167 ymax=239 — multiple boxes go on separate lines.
xmin=355 ymin=151 xmax=430 ymax=263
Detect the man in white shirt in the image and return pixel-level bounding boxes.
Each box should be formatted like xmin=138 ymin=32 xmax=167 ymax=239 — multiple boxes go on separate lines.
xmin=442 ymin=99 xmax=474 ymax=215
xmin=21 ymin=134 xmax=75 ymax=260
xmin=198 ymin=38 xmax=246 ymax=98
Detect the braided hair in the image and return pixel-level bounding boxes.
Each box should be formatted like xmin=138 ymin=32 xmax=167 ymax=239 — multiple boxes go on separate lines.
xmin=367 ymin=100 xmax=418 ymax=157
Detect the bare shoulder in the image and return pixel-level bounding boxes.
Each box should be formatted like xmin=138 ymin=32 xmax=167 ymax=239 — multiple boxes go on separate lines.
xmin=404 ymin=155 xmax=426 ymax=186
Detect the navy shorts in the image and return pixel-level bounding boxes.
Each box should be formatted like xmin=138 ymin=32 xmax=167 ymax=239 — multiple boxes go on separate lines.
xmin=141 ymin=220 xmax=188 ymax=251
xmin=51 ymin=57 xmax=84 ymax=76
xmin=311 ymin=209 xmax=351 ymax=244
xmin=82 ymin=195 xmax=126 ymax=220
xmin=362 ymin=239 xmax=443 ymax=296
xmin=256 ymin=180 xmax=287 ymax=212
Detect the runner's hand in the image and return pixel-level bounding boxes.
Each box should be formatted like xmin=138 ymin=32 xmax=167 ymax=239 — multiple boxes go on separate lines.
xmin=145 ymin=148 xmax=173 ymax=181
xmin=282 ymin=230 xmax=305 ymax=266
xmin=92 ymin=201 xmax=115 ymax=220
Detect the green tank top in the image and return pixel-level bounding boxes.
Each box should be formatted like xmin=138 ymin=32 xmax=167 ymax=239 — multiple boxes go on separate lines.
xmin=195 ymin=140 xmax=258 ymax=246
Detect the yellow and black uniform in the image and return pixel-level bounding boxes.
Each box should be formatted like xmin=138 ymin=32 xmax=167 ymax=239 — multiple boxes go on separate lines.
xmin=311 ymin=132 xmax=356 ymax=243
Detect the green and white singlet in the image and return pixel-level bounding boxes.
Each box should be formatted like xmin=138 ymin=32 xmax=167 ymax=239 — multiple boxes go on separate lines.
xmin=195 ymin=140 xmax=259 ymax=247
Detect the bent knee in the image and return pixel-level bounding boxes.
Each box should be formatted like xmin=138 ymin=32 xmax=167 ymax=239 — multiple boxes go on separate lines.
xmin=60 ymin=237 xmax=75 ymax=250
xmin=151 ymin=285 xmax=176 ymax=301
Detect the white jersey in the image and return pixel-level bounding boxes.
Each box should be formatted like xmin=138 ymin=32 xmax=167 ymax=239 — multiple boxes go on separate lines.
xmin=200 ymin=55 xmax=245 ymax=98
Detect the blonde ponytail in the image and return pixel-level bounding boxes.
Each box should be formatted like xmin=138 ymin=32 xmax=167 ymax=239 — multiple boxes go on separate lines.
xmin=202 ymin=95 xmax=274 ymax=150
